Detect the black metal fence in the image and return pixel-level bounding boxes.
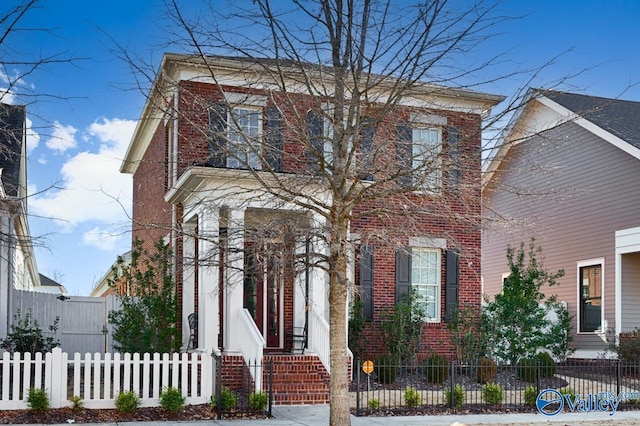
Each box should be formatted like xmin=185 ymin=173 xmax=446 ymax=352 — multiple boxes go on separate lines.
xmin=212 ymin=356 xmax=273 ymax=419
xmin=353 ymin=358 xmax=640 ymax=416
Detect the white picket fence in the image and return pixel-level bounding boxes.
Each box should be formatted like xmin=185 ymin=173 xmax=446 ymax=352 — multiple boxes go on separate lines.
xmin=0 ymin=348 xmax=213 ymax=410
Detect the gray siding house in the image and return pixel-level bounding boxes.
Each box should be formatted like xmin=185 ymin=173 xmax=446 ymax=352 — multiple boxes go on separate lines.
xmin=482 ymin=89 xmax=640 ymax=358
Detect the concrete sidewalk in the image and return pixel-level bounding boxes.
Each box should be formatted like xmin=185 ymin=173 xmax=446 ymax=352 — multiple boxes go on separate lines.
xmin=36 ymin=405 xmax=640 ymax=426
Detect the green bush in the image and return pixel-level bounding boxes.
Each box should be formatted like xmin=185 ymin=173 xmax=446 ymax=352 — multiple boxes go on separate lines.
xmin=444 ymin=384 xmax=465 ymax=409
xmin=27 ymin=388 xmax=49 ymax=413
xmin=249 ymin=392 xmax=268 ymax=411
xmin=482 ymin=382 xmax=503 ymax=405
xmin=375 ymin=354 xmax=397 ymax=384
xmin=524 ymin=386 xmax=538 ymax=405
xmin=160 ymin=387 xmax=185 ymax=413
xmin=68 ymin=395 xmax=83 ymax=412
xmin=536 ymin=352 xmax=557 ymax=378
xmin=211 ymin=387 xmax=236 ymax=410
xmin=367 ymin=398 xmax=379 ymax=409
xmin=0 ymin=310 xmax=59 ymax=354
xmin=558 ymin=387 xmax=576 ymax=401
xmin=404 ymin=387 xmax=421 ymax=408
xmin=423 ymin=353 xmax=449 ymax=384
xmin=115 ymin=391 xmax=140 ymax=414
xmin=476 ymin=357 xmax=497 ymax=384
xmin=516 ymin=357 xmax=537 ymax=382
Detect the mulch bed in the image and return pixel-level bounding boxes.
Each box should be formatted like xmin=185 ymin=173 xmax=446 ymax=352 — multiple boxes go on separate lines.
xmin=0 ymin=404 xmax=269 ymax=424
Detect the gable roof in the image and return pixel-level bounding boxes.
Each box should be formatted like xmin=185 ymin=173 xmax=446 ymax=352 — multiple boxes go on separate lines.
xmin=483 ymin=89 xmax=640 ymax=186
xmin=540 ymin=90 xmax=640 ymax=150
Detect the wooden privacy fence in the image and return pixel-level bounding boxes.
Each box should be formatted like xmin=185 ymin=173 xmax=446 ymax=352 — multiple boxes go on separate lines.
xmin=0 ymin=348 xmax=213 ymax=409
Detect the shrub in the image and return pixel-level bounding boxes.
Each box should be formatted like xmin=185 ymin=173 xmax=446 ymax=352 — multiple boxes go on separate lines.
xmin=367 ymin=399 xmax=379 ymax=409
xmin=115 ymin=391 xmax=140 ymax=414
xmin=0 ymin=310 xmax=59 ymax=353
xmin=516 ymin=357 xmax=537 ymax=382
xmin=476 ymin=357 xmax=497 ymax=384
xmin=558 ymin=387 xmax=576 ymax=401
xmin=444 ymin=384 xmax=465 ymax=409
xmin=524 ymin=386 xmax=538 ymax=405
xmin=380 ymin=289 xmax=425 ymax=362
xmin=249 ymin=392 xmax=268 ymax=411
xmin=375 ymin=354 xmax=397 ymax=384
xmin=423 ymin=353 xmax=449 ymax=384
xmin=160 ymin=387 xmax=185 ymax=413
xmin=482 ymin=382 xmax=503 ymax=405
xmin=536 ymin=352 xmax=557 ymax=378
xmin=68 ymin=395 xmax=83 ymax=412
xmin=27 ymin=388 xmax=49 ymax=413
xmin=211 ymin=387 xmax=236 ymax=410
xmin=404 ymin=387 xmax=421 ymax=408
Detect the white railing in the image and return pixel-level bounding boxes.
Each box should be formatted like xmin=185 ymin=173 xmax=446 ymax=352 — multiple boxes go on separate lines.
xmin=309 ymin=308 xmax=331 ymax=373
xmin=0 ymin=347 xmax=212 ymax=409
xmin=238 ymin=308 xmax=265 ymax=391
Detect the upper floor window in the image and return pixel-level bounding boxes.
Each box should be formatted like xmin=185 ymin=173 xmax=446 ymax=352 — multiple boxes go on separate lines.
xmin=412 ymin=126 xmax=442 ymax=190
xmin=228 ymin=107 xmax=262 ymax=170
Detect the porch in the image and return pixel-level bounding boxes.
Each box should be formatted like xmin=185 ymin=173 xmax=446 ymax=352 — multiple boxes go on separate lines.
xmin=180 ymin=205 xmax=341 ymax=404
xmin=616 ymin=226 xmax=640 ymax=336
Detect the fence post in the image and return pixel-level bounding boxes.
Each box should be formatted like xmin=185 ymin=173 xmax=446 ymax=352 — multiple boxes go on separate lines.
xmin=215 ymin=354 xmax=222 ymax=420
xmin=535 ymin=359 xmax=540 ymax=396
xmin=449 ymin=360 xmax=455 ymax=410
xmin=268 ymin=359 xmax=273 ymax=418
xmin=616 ymin=359 xmax=621 ymax=396
xmin=49 ymin=348 xmax=64 ymax=408
xmin=355 ymin=358 xmax=360 ymax=416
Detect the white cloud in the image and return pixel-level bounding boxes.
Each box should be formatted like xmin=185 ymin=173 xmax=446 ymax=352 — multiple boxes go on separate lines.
xmin=30 ymin=117 xmax=137 ymax=231
xmin=46 ymin=121 xmax=77 ymax=153
xmin=25 ymin=117 xmax=40 ymax=153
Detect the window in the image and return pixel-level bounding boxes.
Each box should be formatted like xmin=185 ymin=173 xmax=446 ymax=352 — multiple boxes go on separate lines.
xmin=227 ymin=107 xmax=262 ymax=170
xmin=412 ymin=127 xmax=442 ymax=189
xmin=578 ymin=261 xmax=603 ymax=332
xmin=412 ymin=248 xmax=441 ymax=321
xmin=396 ymin=246 xmax=449 ymax=323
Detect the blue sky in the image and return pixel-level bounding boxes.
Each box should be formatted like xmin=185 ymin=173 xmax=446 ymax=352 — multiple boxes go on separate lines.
xmin=3 ymin=0 xmax=640 ymax=296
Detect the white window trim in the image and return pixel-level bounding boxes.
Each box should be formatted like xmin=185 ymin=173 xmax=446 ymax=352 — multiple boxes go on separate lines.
xmin=412 ymin=247 xmax=442 ymax=323
xmin=227 ymin=106 xmax=263 ymax=170
xmin=576 ymin=258 xmax=605 ymax=335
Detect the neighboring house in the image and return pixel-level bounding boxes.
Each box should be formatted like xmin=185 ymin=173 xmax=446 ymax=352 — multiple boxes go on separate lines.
xmin=122 ymin=54 xmax=502 ymax=402
xmin=0 ymin=103 xmax=42 ymax=337
xmin=38 ymin=273 xmax=67 ymax=295
xmin=482 ymin=89 xmax=640 ymax=359
xmin=90 ymin=251 xmax=131 ymax=297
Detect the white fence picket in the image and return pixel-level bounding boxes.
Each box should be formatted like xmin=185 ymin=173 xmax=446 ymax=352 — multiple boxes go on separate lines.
xmin=0 ymin=348 xmax=212 ymax=410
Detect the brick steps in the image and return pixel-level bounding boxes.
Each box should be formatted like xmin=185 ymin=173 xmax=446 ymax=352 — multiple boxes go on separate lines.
xmin=264 ymin=354 xmax=330 ymax=404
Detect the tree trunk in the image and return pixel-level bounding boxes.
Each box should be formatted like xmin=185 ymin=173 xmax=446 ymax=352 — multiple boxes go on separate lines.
xmin=328 ymin=226 xmax=350 ymax=426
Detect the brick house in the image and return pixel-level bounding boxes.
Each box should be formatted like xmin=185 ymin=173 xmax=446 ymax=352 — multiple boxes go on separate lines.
xmin=121 ymin=54 xmax=502 ymax=402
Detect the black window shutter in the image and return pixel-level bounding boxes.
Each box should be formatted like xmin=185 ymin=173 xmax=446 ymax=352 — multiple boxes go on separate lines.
xmin=360 ymin=118 xmax=375 ymax=181
xmin=306 ymin=110 xmax=324 ymax=172
xmin=265 ymin=106 xmax=283 ymax=172
xmin=445 ymin=250 xmax=460 ymax=321
xmin=208 ymin=102 xmax=227 ymax=167
xmin=446 ymin=126 xmax=461 ymax=190
xmin=395 ymin=122 xmax=412 ymax=187
xmin=395 ymin=248 xmax=411 ymax=304
xmin=359 ymin=245 xmax=374 ymax=321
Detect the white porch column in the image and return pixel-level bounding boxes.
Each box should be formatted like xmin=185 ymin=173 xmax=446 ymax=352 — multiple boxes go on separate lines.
xmin=308 ymin=213 xmax=329 ymax=320
xmin=182 ymin=220 xmax=197 ymax=350
xmin=224 ymin=208 xmax=245 ymax=353
xmin=198 ymin=206 xmax=220 ymax=352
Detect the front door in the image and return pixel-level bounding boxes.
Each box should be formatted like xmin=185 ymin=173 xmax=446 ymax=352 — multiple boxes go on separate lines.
xmin=244 ymin=242 xmax=283 ymax=348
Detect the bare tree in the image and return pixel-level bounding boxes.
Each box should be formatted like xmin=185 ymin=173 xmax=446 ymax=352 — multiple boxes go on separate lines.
xmin=118 ymin=1 xmax=583 ymax=424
